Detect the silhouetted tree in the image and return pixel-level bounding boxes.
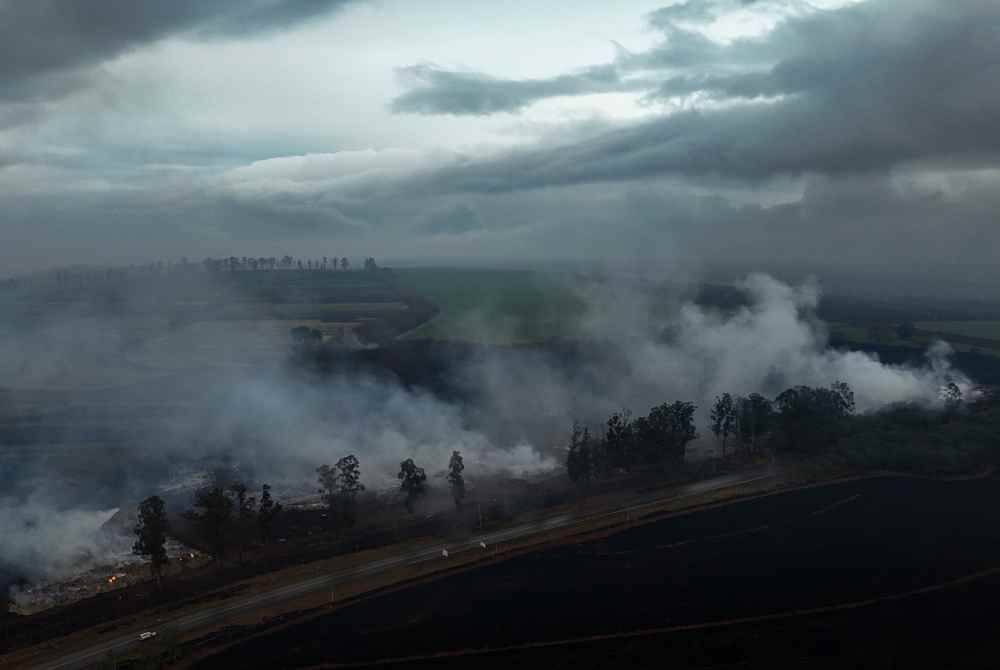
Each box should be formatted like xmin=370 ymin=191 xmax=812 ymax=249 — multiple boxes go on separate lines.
xmin=398 ymin=458 xmax=427 ymax=513
xmin=566 ymin=422 xmax=594 ymax=486
xmin=774 ymin=382 xmax=855 ymax=452
xmin=335 ymin=454 xmax=365 ymax=528
xmin=735 ymin=393 xmax=773 ymax=454
xmin=447 ymin=451 xmax=466 ymax=509
xmin=604 ymin=410 xmax=634 ymax=472
xmin=639 ymin=401 xmax=698 ymax=467
xmin=133 ymin=496 xmax=170 ymax=589
xmin=709 ymin=393 xmax=737 ymax=457
xmin=257 ymin=484 xmax=282 ymax=544
xmin=317 ymin=464 xmax=339 ymax=514
xmin=340 ymin=257 xmax=349 ymax=271
xmin=229 ymin=483 xmax=257 ymax=564
xmin=185 ymin=486 xmax=234 ymax=563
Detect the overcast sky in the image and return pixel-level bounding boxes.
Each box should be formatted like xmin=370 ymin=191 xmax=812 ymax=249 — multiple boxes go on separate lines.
xmin=2 ymin=0 xmax=999 ymax=291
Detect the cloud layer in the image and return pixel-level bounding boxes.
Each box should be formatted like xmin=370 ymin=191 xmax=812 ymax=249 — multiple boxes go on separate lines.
xmin=3 ymin=0 xmax=1000 ymax=293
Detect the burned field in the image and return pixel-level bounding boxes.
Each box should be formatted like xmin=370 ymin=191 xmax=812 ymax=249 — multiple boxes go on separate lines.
xmin=199 ymin=476 xmax=1000 ymax=668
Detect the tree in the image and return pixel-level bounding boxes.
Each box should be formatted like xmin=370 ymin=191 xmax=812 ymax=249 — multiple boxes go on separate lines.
xmin=317 ymin=456 xmax=365 ymax=530
xmin=604 ymin=410 xmax=634 ymax=472
xmin=317 ymin=464 xmax=339 ymax=515
xmin=133 ymin=496 xmax=170 ymax=589
xmin=830 ymin=380 xmax=856 ymax=416
xmin=447 ymin=451 xmax=466 ymax=509
xmin=335 ymin=455 xmax=365 ymax=527
xmin=566 ymin=422 xmax=585 ymax=484
xmin=709 ymin=393 xmax=737 ymax=457
xmin=257 ymin=484 xmax=283 ymax=544
xmin=635 ymin=401 xmax=698 ymax=467
xmin=340 ymin=257 xmax=349 ymax=271
xmin=774 ymin=382 xmax=855 ymax=452
xmin=398 ymin=458 xmax=427 ymax=513
xmin=185 ymin=486 xmax=234 ymax=563
xmin=228 ymin=482 xmax=257 ymax=564
xmin=566 ymin=422 xmax=596 ymax=487
xmin=735 ymin=393 xmax=773 ymax=454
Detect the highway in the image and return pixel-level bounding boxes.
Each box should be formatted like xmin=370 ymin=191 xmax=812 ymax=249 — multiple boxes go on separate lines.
xmin=27 ymin=470 xmax=773 ymax=670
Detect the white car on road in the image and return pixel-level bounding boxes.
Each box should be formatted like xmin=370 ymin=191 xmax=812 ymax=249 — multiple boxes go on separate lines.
xmin=138 ymin=631 xmax=158 ymax=641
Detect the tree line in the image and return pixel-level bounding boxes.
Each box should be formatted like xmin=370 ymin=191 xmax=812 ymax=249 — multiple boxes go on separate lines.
xmin=131 ymin=449 xmax=468 ymax=588
xmin=2 ymin=256 xmax=383 ymax=290
xmin=565 ymin=382 xmax=859 ymax=485
xmin=132 ymin=482 xmax=283 ymax=588
xmin=565 ymin=380 xmax=974 ymax=486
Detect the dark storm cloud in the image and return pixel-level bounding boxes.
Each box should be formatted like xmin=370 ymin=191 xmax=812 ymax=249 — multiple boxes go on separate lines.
xmin=391 ymin=63 xmax=643 ymax=116
xmin=398 ymin=0 xmax=1000 ymax=186
xmin=0 ymin=1 xmax=358 ymax=90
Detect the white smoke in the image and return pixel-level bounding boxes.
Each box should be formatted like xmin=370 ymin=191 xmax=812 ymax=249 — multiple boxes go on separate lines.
xmin=0 ymin=499 xmax=123 ymax=582
xmin=643 ymin=273 xmax=969 ymax=412
xmin=0 ymin=271 xmax=975 ymax=587
xmin=467 ymin=273 xmax=971 ymax=442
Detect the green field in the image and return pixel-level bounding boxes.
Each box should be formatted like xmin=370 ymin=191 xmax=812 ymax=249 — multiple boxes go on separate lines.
xmin=827 ymin=319 xmax=1000 ymax=358
xmin=394 ymin=268 xmax=586 ymax=344
xmin=916 ymin=321 xmax=1000 ymax=341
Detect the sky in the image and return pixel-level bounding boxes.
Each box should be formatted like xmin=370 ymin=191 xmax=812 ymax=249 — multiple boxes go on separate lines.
xmin=2 ymin=0 xmax=999 ymax=292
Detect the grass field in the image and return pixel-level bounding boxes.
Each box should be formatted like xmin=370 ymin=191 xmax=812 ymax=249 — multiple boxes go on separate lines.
xmin=916 ymin=320 xmax=1000 ymax=341
xmin=393 ymin=268 xmax=1000 ymax=353
xmin=828 ymin=320 xmax=1000 ymax=358
xmin=394 ymin=268 xmax=586 ymax=344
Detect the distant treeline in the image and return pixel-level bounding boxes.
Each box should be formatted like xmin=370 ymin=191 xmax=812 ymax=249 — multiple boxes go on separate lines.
xmin=568 ymin=382 xmax=1000 ymax=481
xmin=1 ymin=256 xmax=383 ymax=289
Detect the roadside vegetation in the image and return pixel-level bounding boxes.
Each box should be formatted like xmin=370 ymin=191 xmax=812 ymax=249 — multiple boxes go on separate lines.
xmin=566 ymin=381 xmax=1000 ymax=489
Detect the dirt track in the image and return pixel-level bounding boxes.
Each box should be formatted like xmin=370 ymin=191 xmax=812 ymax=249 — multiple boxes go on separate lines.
xmin=198 ymin=475 xmax=1000 ymax=668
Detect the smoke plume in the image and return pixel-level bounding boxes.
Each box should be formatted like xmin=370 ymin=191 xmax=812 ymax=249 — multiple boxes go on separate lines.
xmin=0 ymin=271 xmax=971 ymax=590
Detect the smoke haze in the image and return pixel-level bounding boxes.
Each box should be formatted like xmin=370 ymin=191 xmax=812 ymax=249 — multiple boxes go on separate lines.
xmin=0 ymin=272 xmax=970 ymax=588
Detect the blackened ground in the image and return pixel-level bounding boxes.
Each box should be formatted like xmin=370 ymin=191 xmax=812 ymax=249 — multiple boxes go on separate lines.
xmin=198 ymin=476 xmax=1000 ymax=668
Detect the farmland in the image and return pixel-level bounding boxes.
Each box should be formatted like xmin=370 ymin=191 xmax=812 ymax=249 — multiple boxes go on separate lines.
xmin=197 ymin=475 xmax=1000 ymax=669
xmin=394 ymin=268 xmax=586 ymax=344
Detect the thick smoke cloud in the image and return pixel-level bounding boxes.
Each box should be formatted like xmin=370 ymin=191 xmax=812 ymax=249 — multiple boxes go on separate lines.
xmin=0 ymin=501 xmax=121 ymax=584
xmin=0 ymin=272 xmax=970 ymax=588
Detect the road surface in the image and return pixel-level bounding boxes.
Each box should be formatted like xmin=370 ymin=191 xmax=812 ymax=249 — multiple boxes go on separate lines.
xmin=27 ymin=469 xmax=772 ymax=670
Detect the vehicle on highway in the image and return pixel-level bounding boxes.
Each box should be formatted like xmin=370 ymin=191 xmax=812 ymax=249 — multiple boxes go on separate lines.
xmin=138 ymin=631 xmax=158 ymax=641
